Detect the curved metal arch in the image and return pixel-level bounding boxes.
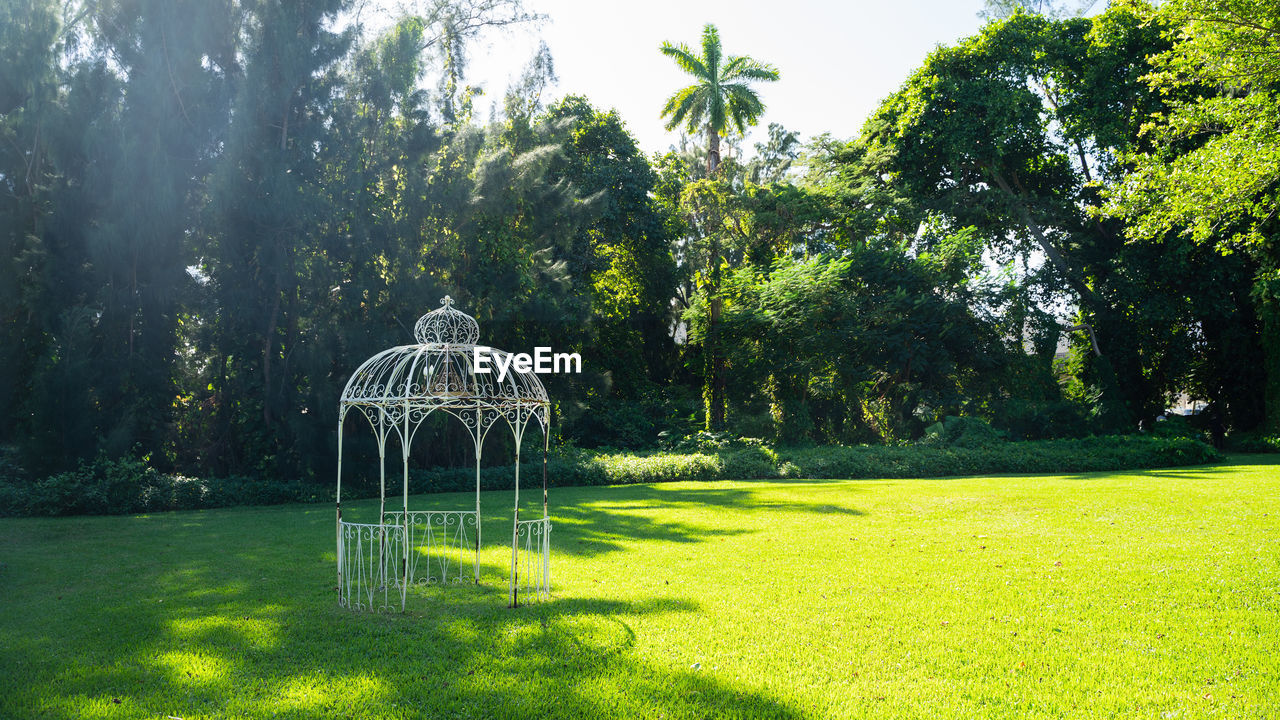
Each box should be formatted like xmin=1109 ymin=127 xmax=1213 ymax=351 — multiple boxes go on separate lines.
xmin=405 ymin=404 xmax=485 ymax=452
xmin=344 ymin=402 xmax=391 ymax=447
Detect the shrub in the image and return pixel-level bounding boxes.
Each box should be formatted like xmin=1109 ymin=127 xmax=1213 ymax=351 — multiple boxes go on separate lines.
xmin=0 ymin=455 xmax=329 ymax=517
xmin=99 ymin=456 xmax=168 ymax=512
xmin=408 ymin=449 xmax=724 ymax=494
xmin=1149 ymin=415 xmax=1206 ymax=442
xmin=664 ymin=431 xmax=772 ymax=453
xmin=0 ymin=448 xmax=24 ymax=518
xmin=920 ymin=416 xmax=1005 ymax=449
xmin=1226 ymin=433 xmax=1280 ymax=454
xmin=719 ymin=446 xmax=780 ymax=479
xmin=26 ymin=464 xmax=104 ymax=516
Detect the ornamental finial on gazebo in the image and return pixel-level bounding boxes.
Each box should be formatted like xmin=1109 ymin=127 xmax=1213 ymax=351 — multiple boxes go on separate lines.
xmin=413 ymin=295 xmax=480 ymax=345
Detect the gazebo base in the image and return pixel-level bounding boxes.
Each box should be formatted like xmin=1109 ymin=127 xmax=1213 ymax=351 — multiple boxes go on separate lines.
xmin=337 ymin=511 xmax=550 ymax=611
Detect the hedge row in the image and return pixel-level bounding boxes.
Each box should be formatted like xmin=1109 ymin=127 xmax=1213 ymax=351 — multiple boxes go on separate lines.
xmin=774 ymin=435 xmax=1222 ymax=479
xmin=0 ymin=456 xmax=325 ymax=517
xmin=409 ymin=435 xmax=1222 ymax=492
xmin=0 ymin=435 xmax=1223 ymax=517
xmin=408 ymin=450 xmax=724 ymax=495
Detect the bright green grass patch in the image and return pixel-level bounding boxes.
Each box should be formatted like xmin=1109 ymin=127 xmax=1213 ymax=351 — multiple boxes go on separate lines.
xmin=2 ymin=457 xmax=1277 ymax=719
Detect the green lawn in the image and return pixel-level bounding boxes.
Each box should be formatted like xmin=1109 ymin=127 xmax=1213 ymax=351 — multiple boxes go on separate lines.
xmin=2 ymin=457 xmax=1278 ymax=719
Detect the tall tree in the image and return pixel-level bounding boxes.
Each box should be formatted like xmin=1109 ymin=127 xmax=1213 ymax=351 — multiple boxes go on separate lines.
xmin=659 ymin=23 xmax=778 ymax=177
xmin=0 ymin=0 xmax=63 ymax=449
xmin=710 ymin=242 xmax=1005 ymax=444
xmin=845 ymin=7 xmax=1204 ymax=429
xmin=85 ymin=0 xmax=237 ymax=463
xmin=1105 ymin=0 xmax=1280 ymax=432
xmin=544 ymin=96 xmax=676 ymax=375
xmin=747 ymin=122 xmax=801 ymax=185
xmin=658 ymin=23 xmax=778 ymax=430
xmin=199 ymin=0 xmax=355 ymax=476
xmin=1 ymin=0 xmax=238 ymax=471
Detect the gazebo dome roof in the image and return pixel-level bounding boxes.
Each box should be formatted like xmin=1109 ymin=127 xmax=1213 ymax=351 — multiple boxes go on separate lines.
xmin=339 ymin=298 xmax=548 ymax=428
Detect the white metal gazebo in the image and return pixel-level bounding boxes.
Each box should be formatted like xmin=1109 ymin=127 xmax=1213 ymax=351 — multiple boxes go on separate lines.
xmin=335 ymin=296 xmax=551 ymax=610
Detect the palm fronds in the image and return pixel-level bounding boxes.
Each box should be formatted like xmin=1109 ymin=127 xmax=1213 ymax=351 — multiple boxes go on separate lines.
xmin=658 ymin=22 xmax=778 ymax=170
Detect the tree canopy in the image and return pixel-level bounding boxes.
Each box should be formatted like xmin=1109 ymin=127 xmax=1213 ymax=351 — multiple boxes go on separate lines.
xmin=0 ymin=3 xmax=1275 ymax=496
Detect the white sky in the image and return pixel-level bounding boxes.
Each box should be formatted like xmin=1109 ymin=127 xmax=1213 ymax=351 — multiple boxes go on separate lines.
xmin=462 ymin=0 xmax=989 ymax=155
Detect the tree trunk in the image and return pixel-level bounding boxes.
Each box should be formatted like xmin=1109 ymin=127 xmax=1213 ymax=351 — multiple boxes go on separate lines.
xmin=988 ymin=171 xmax=1100 ymax=310
xmin=705 ymin=231 xmax=726 ymax=431
xmin=709 ymin=333 xmax=726 ymax=430
xmin=707 ymin=128 xmax=721 ymax=177
xmin=262 ymin=272 xmax=281 ymax=427
xmin=986 ymin=169 xmax=1132 ymax=427
xmin=702 ymin=126 xmax=726 ymax=427
xmin=1259 ymin=276 xmax=1280 ymax=434
xmin=770 ymin=372 xmax=811 ymax=443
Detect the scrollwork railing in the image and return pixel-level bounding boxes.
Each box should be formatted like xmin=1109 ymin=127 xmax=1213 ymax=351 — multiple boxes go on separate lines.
xmin=382 ymin=510 xmax=479 ymax=587
xmin=338 ymin=521 xmax=404 ymax=612
xmin=514 ymin=517 xmax=551 ymax=603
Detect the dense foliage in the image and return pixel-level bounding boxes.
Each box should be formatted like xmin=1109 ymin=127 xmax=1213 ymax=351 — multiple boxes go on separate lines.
xmin=0 ymin=0 xmax=1274 ymax=510
xmin=0 ymin=0 xmax=678 ymax=485
xmin=1103 ymin=0 xmax=1280 ymax=433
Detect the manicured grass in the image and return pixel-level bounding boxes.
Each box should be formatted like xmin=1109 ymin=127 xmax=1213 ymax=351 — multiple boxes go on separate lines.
xmin=2 ymin=457 xmax=1278 ymax=719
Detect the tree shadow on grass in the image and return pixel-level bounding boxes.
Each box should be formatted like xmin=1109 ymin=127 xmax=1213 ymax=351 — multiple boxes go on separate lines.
xmin=332 ymin=481 xmax=868 ymax=560
xmin=982 ymin=460 xmax=1263 ymax=484
xmin=8 ymin=565 xmax=805 ymax=719
xmin=0 ymin=489 xmax=817 ymax=719
xmin=571 ymin=483 xmax=868 ymax=516
xmin=1128 ymin=457 xmax=1278 ymax=478
xmin=335 ymin=491 xmax=761 ymax=561
xmin=548 ymin=483 xmax=866 ymax=558
xmin=846 ymin=458 xmax=1258 ymax=486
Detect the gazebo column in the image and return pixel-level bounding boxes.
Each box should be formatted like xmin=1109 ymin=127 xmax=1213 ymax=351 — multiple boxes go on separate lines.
xmin=474 ymin=406 xmax=482 ymax=584
xmin=401 ymin=401 xmax=410 ymax=612
xmin=543 ymin=426 xmax=550 ymax=592
xmin=542 ymin=428 xmax=549 ymax=519
xmin=377 ymin=411 xmax=388 ymax=592
xmin=336 ymin=417 xmax=345 ymax=594
xmin=510 ymin=418 xmax=523 ymax=607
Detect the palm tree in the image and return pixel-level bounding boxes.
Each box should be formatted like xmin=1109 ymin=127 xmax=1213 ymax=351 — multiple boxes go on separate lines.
xmin=660 ymin=24 xmax=779 ymax=177
xmin=660 ymin=25 xmax=778 ymax=431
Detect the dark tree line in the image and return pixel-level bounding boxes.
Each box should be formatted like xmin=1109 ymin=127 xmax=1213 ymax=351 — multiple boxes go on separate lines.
xmin=1 ymin=0 xmax=1275 ymax=491
xmin=0 ymin=0 xmax=678 ymax=483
